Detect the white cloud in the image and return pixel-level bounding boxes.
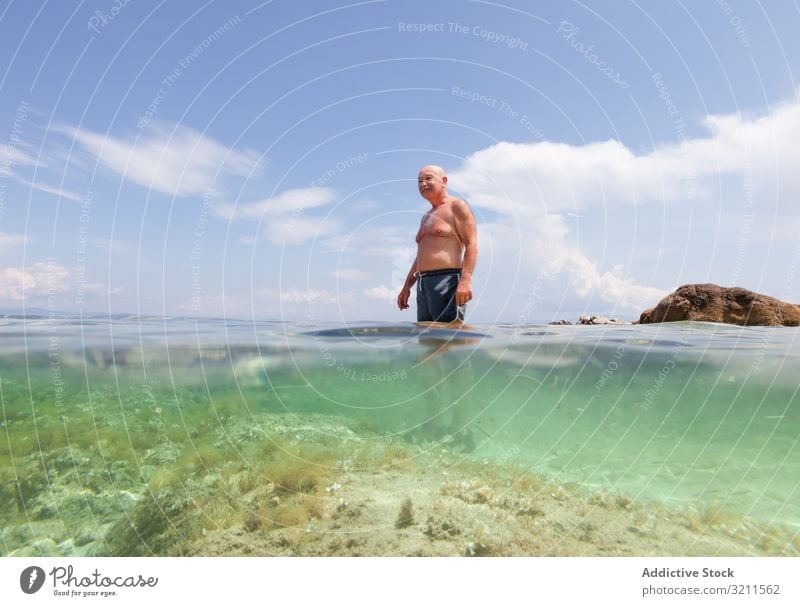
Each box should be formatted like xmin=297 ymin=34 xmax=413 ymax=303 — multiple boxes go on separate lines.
xmin=363 ymin=285 xmax=396 ymax=302
xmin=0 ymin=143 xmax=36 ymax=171
xmin=0 ymin=233 xmax=28 ymax=253
xmin=451 ymin=100 xmax=800 ymax=215
xmin=447 ymin=97 xmax=800 ymax=312
xmin=323 ymin=226 xmax=414 ymax=258
xmin=322 ymin=227 xmax=416 ymax=303
xmin=477 ymin=215 xmax=666 ymax=313
xmin=56 ymin=120 xmax=262 ymax=198
xmin=19 ymin=179 xmax=85 ymax=203
xmin=222 ymin=187 xmax=336 ymax=219
xmin=217 ymin=187 xmax=339 ymax=246
xmin=179 ymin=287 xmax=351 ymax=318
xmin=189 ymin=287 xmax=337 ymax=308
xmin=259 ymin=215 xmax=339 ymax=246
xmin=0 ymin=260 xmax=112 ymax=306
xmin=568 ymin=257 xmax=667 ymax=310
xmin=331 ymin=268 xmax=371 ymax=281
xmin=278 ymin=288 xmax=338 ymax=304
xmin=0 ymin=261 xmax=71 ymax=301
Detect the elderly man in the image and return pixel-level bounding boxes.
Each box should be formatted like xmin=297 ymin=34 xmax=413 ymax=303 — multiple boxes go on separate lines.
xmin=396 ymin=165 xmax=478 ymax=323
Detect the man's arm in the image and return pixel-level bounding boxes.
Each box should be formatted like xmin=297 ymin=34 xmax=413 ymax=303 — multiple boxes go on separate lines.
xmin=397 ymin=255 xmax=418 ymax=310
xmin=452 ymin=199 xmax=477 ymax=306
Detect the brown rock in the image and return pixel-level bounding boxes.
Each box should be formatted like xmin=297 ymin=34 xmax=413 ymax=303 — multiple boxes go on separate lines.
xmin=639 ymin=283 xmax=800 ymax=326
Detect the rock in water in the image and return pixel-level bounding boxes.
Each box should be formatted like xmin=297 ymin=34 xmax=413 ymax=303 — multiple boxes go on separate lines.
xmin=577 ymin=316 xmax=624 ymax=325
xmin=639 ymin=283 xmax=800 ymax=326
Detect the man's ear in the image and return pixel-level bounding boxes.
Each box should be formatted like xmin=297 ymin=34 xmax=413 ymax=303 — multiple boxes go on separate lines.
xmin=442 ymin=175 xmax=448 ymax=186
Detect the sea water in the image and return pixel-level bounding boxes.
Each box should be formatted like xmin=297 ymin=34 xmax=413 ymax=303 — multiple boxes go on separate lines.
xmin=1 ymin=316 xmax=798 ymax=555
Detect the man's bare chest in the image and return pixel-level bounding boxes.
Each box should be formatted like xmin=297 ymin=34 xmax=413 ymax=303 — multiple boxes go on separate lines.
xmin=418 ymin=209 xmax=457 ymax=239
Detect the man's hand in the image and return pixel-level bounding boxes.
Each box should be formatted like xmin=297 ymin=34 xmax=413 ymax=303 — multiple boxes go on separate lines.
xmin=456 ymin=278 xmax=472 ymax=307
xmin=397 ymin=286 xmax=411 ymax=310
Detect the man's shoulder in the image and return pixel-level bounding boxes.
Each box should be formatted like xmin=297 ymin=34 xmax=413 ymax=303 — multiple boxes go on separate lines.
xmin=449 ymin=197 xmax=472 ymax=215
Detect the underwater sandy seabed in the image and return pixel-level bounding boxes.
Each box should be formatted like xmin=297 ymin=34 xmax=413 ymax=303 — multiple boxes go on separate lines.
xmin=2 ymin=404 xmax=797 ymax=557
xmin=2 ymin=318 xmax=800 ymax=557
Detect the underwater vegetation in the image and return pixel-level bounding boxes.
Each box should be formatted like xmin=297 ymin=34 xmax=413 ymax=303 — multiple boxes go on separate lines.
xmin=0 ymin=358 xmax=436 ymax=555
xmin=2 ymin=393 xmax=798 ymax=556
xmin=1 ymin=335 xmax=799 ymax=557
xmin=396 ymin=498 xmax=414 ymax=529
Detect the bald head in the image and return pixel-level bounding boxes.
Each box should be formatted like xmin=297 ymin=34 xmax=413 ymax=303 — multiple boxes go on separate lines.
xmin=418 ymin=165 xmax=448 ymax=202
xmin=419 ymin=164 xmax=446 ymax=178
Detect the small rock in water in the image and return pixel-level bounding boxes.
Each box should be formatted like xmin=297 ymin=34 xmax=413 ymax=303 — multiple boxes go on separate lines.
xmin=578 ymin=315 xmax=625 ymax=325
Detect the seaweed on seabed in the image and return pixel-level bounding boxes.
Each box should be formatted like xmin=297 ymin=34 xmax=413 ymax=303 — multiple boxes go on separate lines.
xmin=395 ymin=497 xmax=414 ymax=529
xmin=101 ymin=487 xmax=194 ymax=556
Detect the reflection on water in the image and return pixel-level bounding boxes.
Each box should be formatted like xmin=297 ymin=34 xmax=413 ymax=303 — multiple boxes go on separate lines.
xmin=1 ymin=317 xmax=798 ymax=555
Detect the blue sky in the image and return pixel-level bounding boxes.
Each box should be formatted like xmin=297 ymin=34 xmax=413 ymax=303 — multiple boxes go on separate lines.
xmin=1 ymin=0 xmax=799 ymax=323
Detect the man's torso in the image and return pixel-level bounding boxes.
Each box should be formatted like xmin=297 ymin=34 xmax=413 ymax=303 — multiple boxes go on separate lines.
xmin=415 ymin=199 xmax=463 ymax=271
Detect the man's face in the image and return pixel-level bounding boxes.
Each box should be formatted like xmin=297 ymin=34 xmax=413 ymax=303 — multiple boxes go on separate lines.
xmin=418 ymin=167 xmax=446 ymax=199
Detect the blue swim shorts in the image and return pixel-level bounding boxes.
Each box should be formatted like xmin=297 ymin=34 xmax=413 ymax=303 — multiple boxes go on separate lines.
xmin=415 ymin=267 xmax=466 ymax=323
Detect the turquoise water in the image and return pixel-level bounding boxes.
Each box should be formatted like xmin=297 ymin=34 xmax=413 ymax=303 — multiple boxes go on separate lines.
xmin=1 ymin=316 xmax=798 ymax=555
